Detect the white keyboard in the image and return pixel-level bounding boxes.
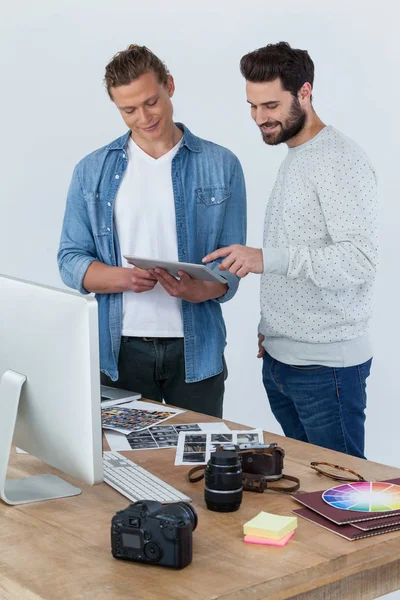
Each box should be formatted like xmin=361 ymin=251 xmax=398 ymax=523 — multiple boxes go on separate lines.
xmin=103 ymin=451 xmax=191 ymax=504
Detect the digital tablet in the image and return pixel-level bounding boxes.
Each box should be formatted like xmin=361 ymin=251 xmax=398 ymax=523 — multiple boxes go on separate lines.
xmin=123 ymin=256 xmax=227 ymax=284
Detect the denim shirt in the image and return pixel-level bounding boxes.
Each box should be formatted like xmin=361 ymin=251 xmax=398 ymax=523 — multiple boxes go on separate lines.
xmin=58 ymin=123 xmax=246 ymax=382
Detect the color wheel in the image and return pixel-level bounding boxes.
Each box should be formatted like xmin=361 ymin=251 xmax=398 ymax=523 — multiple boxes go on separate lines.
xmin=322 ymin=482 xmax=400 ymax=512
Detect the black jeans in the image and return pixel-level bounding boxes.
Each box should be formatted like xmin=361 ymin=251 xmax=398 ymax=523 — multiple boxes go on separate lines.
xmin=101 ymin=337 xmax=227 ymax=418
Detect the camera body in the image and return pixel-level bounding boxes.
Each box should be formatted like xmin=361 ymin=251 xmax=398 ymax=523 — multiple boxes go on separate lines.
xmin=111 ymin=500 xmax=197 ymax=569
xmin=240 ymin=444 xmax=284 ymax=481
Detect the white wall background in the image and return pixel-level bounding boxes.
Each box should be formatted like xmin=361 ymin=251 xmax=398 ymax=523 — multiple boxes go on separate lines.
xmin=1 ymin=3 xmax=399 ymax=592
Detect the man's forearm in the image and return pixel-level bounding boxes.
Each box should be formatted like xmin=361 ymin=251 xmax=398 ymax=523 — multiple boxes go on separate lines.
xmin=202 ymin=281 xmax=228 ymax=301
xmin=83 ymin=261 xmax=131 ymax=294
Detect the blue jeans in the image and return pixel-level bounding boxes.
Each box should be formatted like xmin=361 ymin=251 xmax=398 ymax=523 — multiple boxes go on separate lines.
xmin=262 ymin=352 xmax=372 ymax=458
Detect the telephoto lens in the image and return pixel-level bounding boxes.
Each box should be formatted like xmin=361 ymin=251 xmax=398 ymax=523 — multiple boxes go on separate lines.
xmin=204 ymin=449 xmax=243 ymax=512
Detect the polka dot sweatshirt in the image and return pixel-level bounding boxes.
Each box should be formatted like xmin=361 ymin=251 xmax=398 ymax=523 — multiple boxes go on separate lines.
xmin=259 ymin=126 xmax=378 ymax=367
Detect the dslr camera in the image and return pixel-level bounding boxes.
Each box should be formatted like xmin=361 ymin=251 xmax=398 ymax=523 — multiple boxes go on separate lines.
xmin=111 ymin=500 xmax=198 ymax=569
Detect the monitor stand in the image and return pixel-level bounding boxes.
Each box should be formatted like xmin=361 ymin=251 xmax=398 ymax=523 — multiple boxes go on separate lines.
xmin=0 ymin=370 xmax=82 ymax=505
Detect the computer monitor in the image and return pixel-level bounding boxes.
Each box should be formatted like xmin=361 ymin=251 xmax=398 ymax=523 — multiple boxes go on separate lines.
xmin=0 ymin=274 xmax=103 ymax=505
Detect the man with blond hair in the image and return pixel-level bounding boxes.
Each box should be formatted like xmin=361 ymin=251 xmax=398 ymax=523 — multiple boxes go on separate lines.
xmin=58 ymin=45 xmax=246 ymax=417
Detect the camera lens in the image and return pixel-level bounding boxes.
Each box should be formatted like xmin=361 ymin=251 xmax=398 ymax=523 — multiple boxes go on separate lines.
xmin=204 ymin=450 xmax=242 ymax=512
xmin=162 ymin=502 xmax=198 ymax=531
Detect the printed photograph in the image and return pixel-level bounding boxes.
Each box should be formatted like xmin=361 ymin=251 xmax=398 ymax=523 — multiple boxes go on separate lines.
xmin=128 ymin=437 xmax=155 ymax=445
xmin=127 ymin=434 xmax=154 ymax=443
xmin=101 ymin=407 xmax=176 ymax=433
xmin=182 ymin=452 xmax=206 ymax=463
xmin=174 ymin=424 xmax=201 ymax=431
xmin=236 ymin=433 xmax=259 ymax=443
xmin=150 ymin=425 xmax=175 ymax=432
xmin=184 ymin=434 xmax=207 ymax=444
xmin=128 ymin=440 xmax=158 ymax=449
xmin=128 ymin=430 xmax=154 ymax=439
xmin=151 ymin=433 xmax=178 ymax=441
xmin=157 ymin=440 xmax=178 ymax=447
xmin=184 ymin=443 xmax=207 ymax=453
xmin=211 ymin=433 xmax=233 ymax=443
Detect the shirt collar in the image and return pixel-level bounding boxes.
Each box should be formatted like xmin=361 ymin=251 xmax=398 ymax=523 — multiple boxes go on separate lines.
xmin=106 ymin=122 xmax=201 ymax=153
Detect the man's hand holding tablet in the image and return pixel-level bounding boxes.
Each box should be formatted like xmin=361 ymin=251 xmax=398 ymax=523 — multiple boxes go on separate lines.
xmin=124 ymin=256 xmax=228 ymax=302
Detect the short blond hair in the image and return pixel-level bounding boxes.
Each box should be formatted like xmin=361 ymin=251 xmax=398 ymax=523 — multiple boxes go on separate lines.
xmin=104 ymin=45 xmax=170 ymax=99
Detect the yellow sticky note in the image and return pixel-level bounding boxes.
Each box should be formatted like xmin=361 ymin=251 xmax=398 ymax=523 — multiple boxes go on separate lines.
xmin=243 ymin=511 xmax=297 ymax=540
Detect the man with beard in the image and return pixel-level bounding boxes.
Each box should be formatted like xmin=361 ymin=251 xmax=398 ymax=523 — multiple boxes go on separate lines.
xmin=203 ymin=42 xmax=378 ymax=458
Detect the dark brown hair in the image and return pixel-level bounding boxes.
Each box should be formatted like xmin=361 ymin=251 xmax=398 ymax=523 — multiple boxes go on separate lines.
xmin=104 ymin=44 xmax=170 ymax=99
xmin=240 ymin=42 xmax=314 ymax=97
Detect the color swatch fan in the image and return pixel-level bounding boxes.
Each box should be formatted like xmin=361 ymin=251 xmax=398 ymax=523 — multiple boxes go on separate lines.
xmin=322 ymin=482 xmax=400 ymax=513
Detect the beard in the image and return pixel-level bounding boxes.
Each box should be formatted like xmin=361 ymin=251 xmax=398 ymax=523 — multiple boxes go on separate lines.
xmin=260 ymin=96 xmax=306 ymax=146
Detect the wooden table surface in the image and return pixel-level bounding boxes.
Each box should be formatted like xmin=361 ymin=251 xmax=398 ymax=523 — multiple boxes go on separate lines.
xmin=1 ymin=407 xmax=400 ymax=600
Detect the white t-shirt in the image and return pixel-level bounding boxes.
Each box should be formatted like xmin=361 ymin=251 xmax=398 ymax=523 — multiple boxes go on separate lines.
xmin=114 ymin=136 xmax=184 ymax=337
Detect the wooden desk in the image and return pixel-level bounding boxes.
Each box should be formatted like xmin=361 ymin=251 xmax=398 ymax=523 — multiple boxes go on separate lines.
xmin=2 ymin=409 xmax=400 ymax=600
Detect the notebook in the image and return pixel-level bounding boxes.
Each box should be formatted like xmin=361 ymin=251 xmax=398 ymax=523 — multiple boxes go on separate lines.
xmin=291 ymin=478 xmax=400 ymax=525
xmin=352 ymin=514 xmax=400 ymax=531
xmin=293 ymin=507 xmax=400 ymax=541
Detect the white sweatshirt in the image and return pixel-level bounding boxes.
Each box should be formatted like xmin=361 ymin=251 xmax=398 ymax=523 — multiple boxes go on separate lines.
xmin=260 ymin=125 xmax=378 ymax=367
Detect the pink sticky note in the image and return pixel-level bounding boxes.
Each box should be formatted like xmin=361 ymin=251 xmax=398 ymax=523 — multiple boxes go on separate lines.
xmin=244 ymin=530 xmax=295 ymax=547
